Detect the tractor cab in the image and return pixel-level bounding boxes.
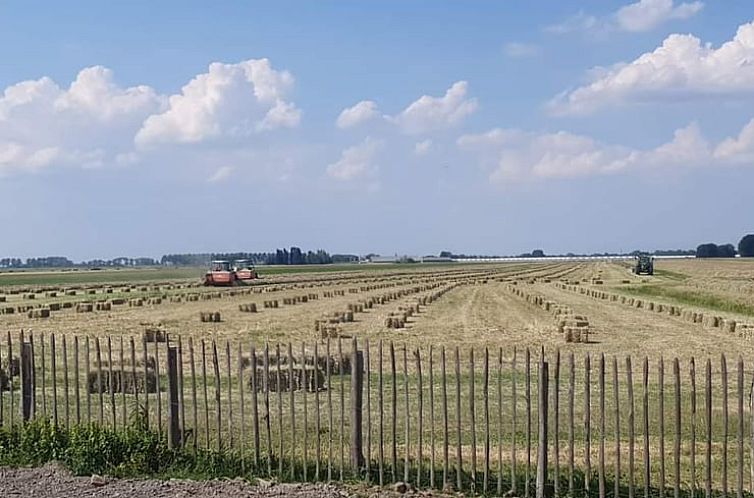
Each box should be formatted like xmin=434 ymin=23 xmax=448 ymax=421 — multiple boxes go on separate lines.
xmin=633 ymin=253 xmax=654 ymax=276
xmin=211 ymin=260 xmax=231 ymax=272
xmin=234 ymin=259 xmax=258 ymax=281
xmin=204 ymin=260 xmax=237 ymax=286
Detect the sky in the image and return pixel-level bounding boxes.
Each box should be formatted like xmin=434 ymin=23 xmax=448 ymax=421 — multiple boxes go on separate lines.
xmin=1 ymin=0 xmax=753 ymax=260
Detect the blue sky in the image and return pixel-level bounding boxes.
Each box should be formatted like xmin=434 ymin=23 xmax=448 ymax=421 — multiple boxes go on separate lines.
xmin=1 ymin=1 xmax=753 ymax=260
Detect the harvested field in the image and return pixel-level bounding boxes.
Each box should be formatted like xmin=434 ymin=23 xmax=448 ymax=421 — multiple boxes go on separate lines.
xmin=3 ymin=259 xmax=754 ymax=496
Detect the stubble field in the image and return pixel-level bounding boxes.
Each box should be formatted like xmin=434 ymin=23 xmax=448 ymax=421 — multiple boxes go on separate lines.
xmin=2 ymin=258 xmax=754 ymax=495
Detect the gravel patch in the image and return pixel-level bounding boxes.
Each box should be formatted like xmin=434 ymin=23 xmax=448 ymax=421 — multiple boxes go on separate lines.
xmin=0 ymin=463 xmax=457 ymax=498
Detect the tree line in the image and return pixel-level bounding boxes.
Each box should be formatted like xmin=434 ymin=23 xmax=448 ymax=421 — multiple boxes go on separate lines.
xmin=0 ymin=257 xmax=158 ymax=269
xmin=160 ymin=248 xmax=359 ymax=266
xmin=0 ymin=248 xmax=359 ymax=269
xmin=696 ymin=234 xmax=754 ymax=258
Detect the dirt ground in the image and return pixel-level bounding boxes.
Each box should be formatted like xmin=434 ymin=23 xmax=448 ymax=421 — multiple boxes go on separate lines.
xmin=0 ymin=463 xmax=452 ymax=498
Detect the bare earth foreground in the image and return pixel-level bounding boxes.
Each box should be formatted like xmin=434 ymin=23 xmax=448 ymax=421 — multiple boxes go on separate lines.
xmin=0 ymin=463 xmax=448 ymax=498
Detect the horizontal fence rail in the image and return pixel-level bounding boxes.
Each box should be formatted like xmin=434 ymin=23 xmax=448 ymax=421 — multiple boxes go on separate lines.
xmin=1 ymin=332 xmax=754 ymax=497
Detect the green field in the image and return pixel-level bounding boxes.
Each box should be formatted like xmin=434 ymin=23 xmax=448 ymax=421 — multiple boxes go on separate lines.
xmin=616 ymin=284 xmax=754 ymax=317
xmin=0 ymin=263 xmax=462 ymax=287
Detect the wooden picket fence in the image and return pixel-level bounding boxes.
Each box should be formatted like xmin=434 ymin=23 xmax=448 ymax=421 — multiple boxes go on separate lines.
xmin=1 ymin=331 xmax=754 ymax=497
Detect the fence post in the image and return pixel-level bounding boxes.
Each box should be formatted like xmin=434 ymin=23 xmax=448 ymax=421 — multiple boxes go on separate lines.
xmin=167 ymin=346 xmax=181 ymax=449
xmin=537 ymin=360 xmax=549 ymax=498
xmin=21 ymin=342 xmax=33 ymax=422
xmin=351 ymin=342 xmax=365 ymax=470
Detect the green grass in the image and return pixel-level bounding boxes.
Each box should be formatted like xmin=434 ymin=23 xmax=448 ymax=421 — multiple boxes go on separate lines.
xmin=617 ymin=284 xmax=754 ymax=317
xmin=0 ymin=263 xmax=464 ymax=288
xmin=0 ymin=267 xmax=202 ymax=287
xmin=0 ymin=418 xmax=256 ymax=479
xmin=652 ymin=269 xmax=689 ymax=281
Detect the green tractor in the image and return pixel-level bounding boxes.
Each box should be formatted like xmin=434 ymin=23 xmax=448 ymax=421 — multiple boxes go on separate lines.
xmin=633 ymin=253 xmax=654 ymax=275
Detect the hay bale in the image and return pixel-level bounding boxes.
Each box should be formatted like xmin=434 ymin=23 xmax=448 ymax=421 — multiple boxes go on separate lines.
xmin=199 ymin=311 xmax=222 ymax=323
xmin=143 ymin=328 xmax=167 ymax=343
xmin=572 ymin=328 xmax=582 ymax=343
xmin=239 ymin=303 xmax=258 ymax=313
xmin=76 ymin=303 xmax=94 ymax=313
xmin=95 ymin=302 xmax=111 ymax=311
xmin=249 ymin=367 xmax=326 ymax=392
xmin=88 ymin=369 xmax=157 ymax=394
xmin=27 ymin=308 xmax=51 ymax=319
xmin=320 ymin=325 xmax=340 ymax=339
xmin=5 ymin=357 xmax=20 ymax=377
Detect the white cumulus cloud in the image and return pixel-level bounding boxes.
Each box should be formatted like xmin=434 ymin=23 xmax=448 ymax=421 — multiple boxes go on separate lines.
xmin=550 ymin=19 xmax=754 ymax=115
xmin=548 ymin=0 xmax=703 ymax=35
xmin=545 ymin=12 xmax=600 ymax=35
xmin=714 ymin=118 xmax=754 ymax=163
xmin=336 ymin=100 xmax=380 ymax=129
xmin=326 ymin=138 xmax=381 ymax=181
xmin=616 ymin=0 xmax=703 ymax=32
xmin=458 ymin=120 xmax=754 ymax=184
xmin=0 ymin=66 xmax=164 ymax=175
xmin=391 ymin=81 xmax=477 ymax=134
xmin=136 ymin=58 xmax=300 ymax=146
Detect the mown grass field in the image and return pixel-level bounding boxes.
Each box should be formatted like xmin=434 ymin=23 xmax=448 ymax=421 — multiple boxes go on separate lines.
xmin=0 ymin=262 xmax=465 ymax=287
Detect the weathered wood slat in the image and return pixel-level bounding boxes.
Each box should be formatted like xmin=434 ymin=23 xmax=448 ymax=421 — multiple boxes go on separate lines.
xmin=455 ymin=347 xmax=463 ymax=491
xmin=378 ymin=341 xmax=384 ymax=486
xmin=526 ymin=348 xmax=532 ymax=498
xmin=705 ymin=359 xmax=712 ymax=498
xmin=674 ymin=358 xmax=681 ymax=498
xmin=416 ymin=347 xmax=424 ymax=488
xmin=723 ymin=354 xmax=729 ymax=498
xmin=554 ymin=350 xmax=561 ymax=498
xmin=613 ymin=356 xmax=621 ymax=498
xmin=691 ymin=358 xmax=697 ymax=498
xmin=627 ymin=356 xmax=635 ymax=498
xmin=568 ymin=352 xmax=575 ymax=496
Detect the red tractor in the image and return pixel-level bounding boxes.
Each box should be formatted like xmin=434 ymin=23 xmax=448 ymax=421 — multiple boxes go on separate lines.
xmin=234 ymin=259 xmax=258 ymax=282
xmin=203 ymin=260 xmax=238 ymax=286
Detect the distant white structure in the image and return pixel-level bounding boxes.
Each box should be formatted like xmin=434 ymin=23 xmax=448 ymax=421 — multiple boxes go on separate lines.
xmin=452 ymin=255 xmax=694 ymax=263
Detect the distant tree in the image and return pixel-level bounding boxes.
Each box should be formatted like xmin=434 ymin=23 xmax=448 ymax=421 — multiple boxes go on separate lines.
xmin=531 ymin=249 xmax=545 ymax=257
xmin=289 ymin=246 xmax=304 ymax=265
xmin=739 ymin=234 xmax=754 ymax=257
xmin=717 ymin=244 xmax=737 ymax=258
xmin=653 ymin=249 xmax=696 ymax=256
xmin=439 ymin=250 xmax=453 ymax=258
xmin=696 ymin=243 xmax=737 ymax=258
xmin=696 ymin=243 xmax=719 ymax=258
